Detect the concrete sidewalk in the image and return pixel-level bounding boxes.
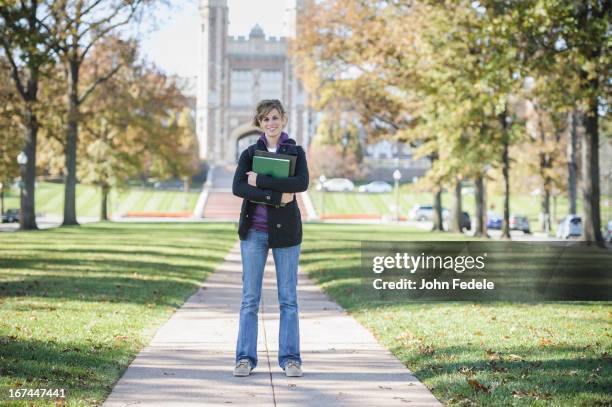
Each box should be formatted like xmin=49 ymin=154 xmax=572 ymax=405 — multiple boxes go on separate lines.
xmin=102 ymin=243 xmax=442 ymax=407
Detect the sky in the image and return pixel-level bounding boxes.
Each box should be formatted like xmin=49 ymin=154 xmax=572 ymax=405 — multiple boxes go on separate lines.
xmin=137 ymin=0 xmax=288 ymax=78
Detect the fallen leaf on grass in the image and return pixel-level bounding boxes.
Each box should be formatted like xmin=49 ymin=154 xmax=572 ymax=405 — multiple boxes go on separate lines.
xmin=512 ymin=390 xmax=527 ymax=399
xmin=485 ymin=349 xmax=501 ymax=361
xmin=458 ymin=366 xmax=474 ymax=376
xmin=467 ymin=378 xmax=490 ymax=393
xmin=538 ymin=338 xmax=553 ymax=346
xmin=418 ymin=344 xmax=435 ymax=355
xmin=586 ymin=376 xmax=599 ymax=385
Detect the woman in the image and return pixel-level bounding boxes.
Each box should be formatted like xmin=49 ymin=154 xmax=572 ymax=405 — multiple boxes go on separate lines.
xmin=232 ymin=99 xmax=309 ymax=377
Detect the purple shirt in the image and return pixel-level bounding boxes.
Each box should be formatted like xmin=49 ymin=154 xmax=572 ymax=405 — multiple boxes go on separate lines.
xmin=251 ymin=132 xmax=290 ymax=232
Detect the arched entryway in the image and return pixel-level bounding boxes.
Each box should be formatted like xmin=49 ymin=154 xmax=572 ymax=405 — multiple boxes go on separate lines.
xmin=229 ymin=122 xmax=261 ymax=163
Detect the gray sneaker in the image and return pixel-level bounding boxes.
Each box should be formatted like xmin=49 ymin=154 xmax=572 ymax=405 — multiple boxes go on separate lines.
xmin=283 ymin=360 xmax=303 ymax=377
xmin=233 ymin=359 xmax=252 ymax=377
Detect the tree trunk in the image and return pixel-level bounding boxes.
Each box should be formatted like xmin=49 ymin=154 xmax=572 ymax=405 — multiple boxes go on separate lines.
xmin=500 ymin=106 xmax=511 ymax=239
xmin=552 ymin=193 xmax=557 ymax=226
xmin=450 ymin=177 xmax=462 ymax=233
xmin=101 ymin=184 xmax=109 ymax=221
xmin=581 ymin=93 xmax=603 ymax=242
xmin=20 ymin=108 xmax=39 ymax=230
xmin=474 ymin=174 xmax=487 ymax=237
xmin=501 ymin=140 xmax=511 ymax=238
xmin=541 ymin=187 xmax=551 ymax=233
xmin=1 ymin=186 xmax=4 ymax=216
xmin=63 ymin=60 xmax=80 ymax=226
xmin=432 ymin=185 xmax=444 ymax=232
xmin=567 ymin=110 xmax=579 ymax=214
xmin=539 ymin=143 xmax=552 ymax=233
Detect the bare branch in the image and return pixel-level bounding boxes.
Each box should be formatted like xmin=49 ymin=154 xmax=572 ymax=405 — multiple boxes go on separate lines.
xmin=80 ymin=0 xmax=108 ymax=20
xmin=0 ymin=41 xmax=28 ymax=99
xmin=78 ymin=63 xmax=123 ymax=104
xmin=80 ymin=4 xmax=141 ymax=59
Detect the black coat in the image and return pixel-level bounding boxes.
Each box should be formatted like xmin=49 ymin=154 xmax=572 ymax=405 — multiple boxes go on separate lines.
xmin=232 ymin=137 xmax=309 ymax=248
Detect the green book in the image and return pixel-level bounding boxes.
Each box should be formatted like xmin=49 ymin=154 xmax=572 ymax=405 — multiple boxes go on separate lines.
xmin=252 ymin=155 xmax=290 ymax=178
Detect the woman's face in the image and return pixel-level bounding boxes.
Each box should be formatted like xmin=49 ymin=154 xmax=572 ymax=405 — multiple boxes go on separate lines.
xmin=259 ymin=109 xmax=284 ymax=138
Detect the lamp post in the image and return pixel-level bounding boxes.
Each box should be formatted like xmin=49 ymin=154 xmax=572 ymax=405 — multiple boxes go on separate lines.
xmin=319 ymin=174 xmax=327 ymax=220
xmin=17 ymin=151 xmax=28 ymax=228
xmin=393 ymin=169 xmax=402 ymax=222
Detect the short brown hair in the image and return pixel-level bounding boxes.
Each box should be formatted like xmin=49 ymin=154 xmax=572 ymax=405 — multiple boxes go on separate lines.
xmin=252 ymin=99 xmax=287 ymax=128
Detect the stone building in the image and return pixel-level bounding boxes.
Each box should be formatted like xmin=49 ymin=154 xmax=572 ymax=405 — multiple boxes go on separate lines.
xmin=196 ymin=0 xmax=310 ymax=165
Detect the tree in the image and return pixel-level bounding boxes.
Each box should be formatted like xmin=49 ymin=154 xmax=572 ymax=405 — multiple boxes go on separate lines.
xmin=522 ymin=97 xmax=568 ymax=231
xmin=511 ymin=0 xmax=610 ymax=241
xmin=293 ymin=0 xmax=443 ymax=225
xmin=309 ymin=112 xmax=364 ymax=179
xmin=0 ymin=0 xmax=55 ymax=230
xmin=0 ymin=56 xmax=22 ymax=215
xmin=77 ymin=52 xmax=198 ymax=219
xmin=77 ymin=38 xmax=140 ymax=220
xmin=45 ymin=0 xmax=150 ymax=226
xmin=406 ymin=1 xmax=526 ymax=237
xmin=295 ymin=0 xmax=534 ymax=239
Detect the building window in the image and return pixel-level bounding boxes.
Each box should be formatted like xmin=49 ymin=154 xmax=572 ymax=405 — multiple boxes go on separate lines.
xmin=260 ymin=70 xmax=282 ymax=100
xmin=230 ymin=70 xmax=253 ymax=106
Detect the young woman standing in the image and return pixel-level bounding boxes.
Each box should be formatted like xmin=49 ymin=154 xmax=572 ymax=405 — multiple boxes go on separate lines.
xmin=232 ymin=99 xmax=309 ymax=377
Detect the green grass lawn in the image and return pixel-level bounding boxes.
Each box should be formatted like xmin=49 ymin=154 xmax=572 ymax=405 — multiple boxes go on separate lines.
xmin=2 ymin=183 xmax=201 ymax=218
xmin=2 ymin=222 xmax=609 ymax=406
xmin=309 ymin=187 xmax=611 ymax=233
xmin=0 ymin=222 xmax=236 ymax=406
xmin=300 ymin=223 xmax=612 ymax=406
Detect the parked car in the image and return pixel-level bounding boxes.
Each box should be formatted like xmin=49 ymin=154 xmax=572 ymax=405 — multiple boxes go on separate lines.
xmin=410 ymin=204 xmax=449 ymax=222
xmin=486 ymin=212 xmax=503 ymax=230
xmin=509 ymin=215 xmax=531 ymax=234
xmin=556 ymin=214 xmax=582 ymax=239
xmin=443 ymin=211 xmax=472 ymax=231
xmin=461 ymin=212 xmax=471 ymax=231
xmin=323 ymin=178 xmax=354 ymax=192
xmin=358 ymin=181 xmax=393 ymax=193
xmin=1 ymin=209 xmax=19 ymax=223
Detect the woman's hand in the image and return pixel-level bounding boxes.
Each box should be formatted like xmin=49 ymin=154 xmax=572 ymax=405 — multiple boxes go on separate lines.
xmin=246 ymin=171 xmax=257 ymax=187
xmin=281 ymin=192 xmax=294 ymax=204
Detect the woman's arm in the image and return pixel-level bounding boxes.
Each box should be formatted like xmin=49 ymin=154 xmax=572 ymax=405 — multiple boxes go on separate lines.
xmin=255 ymin=146 xmax=309 ymax=193
xmin=233 ymin=149 xmax=283 ymax=205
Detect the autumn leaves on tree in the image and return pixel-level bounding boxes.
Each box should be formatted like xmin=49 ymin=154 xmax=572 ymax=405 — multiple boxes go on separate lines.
xmin=293 ymin=0 xmax=610 ymax=241
xmin=0 ymin=0 xmax=198 ymax=226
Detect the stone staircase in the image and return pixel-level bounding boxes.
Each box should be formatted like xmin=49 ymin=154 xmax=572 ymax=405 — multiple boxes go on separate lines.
xmin=202 ymin=190 xmax=308 ymax=220
xmin=201 ymin=163 xmax=310 ymax=220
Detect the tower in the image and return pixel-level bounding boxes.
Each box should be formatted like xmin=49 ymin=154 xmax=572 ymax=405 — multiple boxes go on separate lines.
xmin=197 ymin=0 xmax=228 ymax=161
xmin=197 ymin=0 xmax=311 ymax=166
xmin=284 ymin=0 xmax=311 ymax=149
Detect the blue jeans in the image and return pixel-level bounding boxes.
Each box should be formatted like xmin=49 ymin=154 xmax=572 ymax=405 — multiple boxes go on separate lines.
xmin=236 ymin=229 xmax=301 ymax=369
